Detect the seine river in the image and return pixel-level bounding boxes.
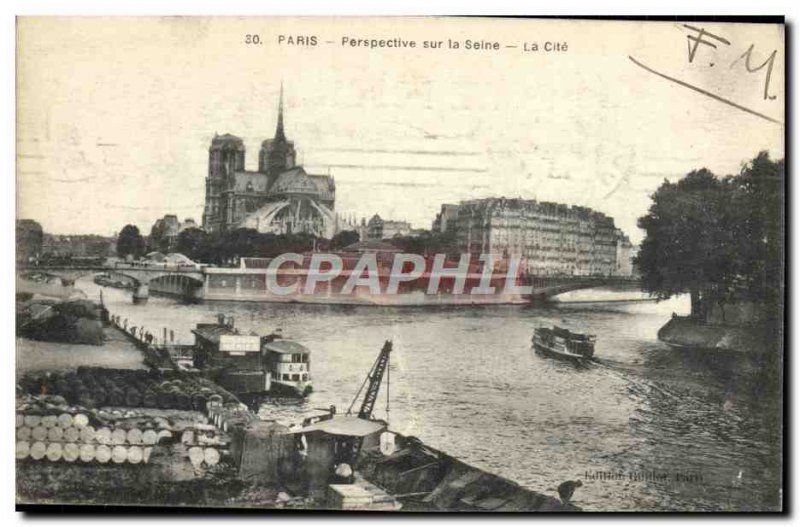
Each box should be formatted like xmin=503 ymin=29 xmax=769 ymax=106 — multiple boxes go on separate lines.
xmin=53 ymin=278 xmax=782 ymax=511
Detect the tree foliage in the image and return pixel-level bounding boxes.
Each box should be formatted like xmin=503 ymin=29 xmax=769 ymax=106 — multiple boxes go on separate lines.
xmin=635 ymin=151 xmax=784 ymax=320
xmin=175 ymin=227 xmax=208 ymax=261
xmin=116 ymin=225 xmax=145 ymax=259
xmin=330 ymin=230 xmax=360 ymax=250
xmin=179 ymin=229 xmax=319 ymax=265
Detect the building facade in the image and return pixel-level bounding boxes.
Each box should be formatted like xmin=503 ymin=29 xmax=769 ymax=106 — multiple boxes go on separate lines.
xmin=431 ymin=204 xmax=460 ymax=233
xmin=365 ymin=214 xmax=412 ymax=240
xmin=201 ymin=88 xmax=336 ymax=238
xmin=439 ymin=198 xmax=634 ymax=277
xmin=148 ymin=215 xmax=198 ymax=253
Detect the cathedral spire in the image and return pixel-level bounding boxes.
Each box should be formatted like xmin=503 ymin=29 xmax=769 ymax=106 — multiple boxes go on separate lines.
xmin=275 ymin=82 xmax=286 ymax=142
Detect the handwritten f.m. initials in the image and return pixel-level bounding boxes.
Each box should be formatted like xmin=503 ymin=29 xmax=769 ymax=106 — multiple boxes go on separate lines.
xmin=684 ymin=24 xmax=731 ymax=64
xmin=731 ymin=44 xmax=778 ymax=100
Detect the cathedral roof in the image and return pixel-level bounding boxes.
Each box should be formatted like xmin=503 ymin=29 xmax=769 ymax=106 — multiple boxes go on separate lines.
xmin=232 ymin=171 xmax=269 ymax=193
xmin=308 ymin=173 xmax=335 ymax=197
xmin=270 ymin=167 xmax=323 ymax=196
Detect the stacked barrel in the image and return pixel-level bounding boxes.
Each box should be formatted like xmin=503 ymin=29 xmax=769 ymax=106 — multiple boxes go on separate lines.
xmin=18 ymin=368 xmax=238 ymax=412
xmin=181 ymin=424 xmax=227 ymax=469
xmin=17 ymin=368 xmax=260 ymax=474
xmin=16 ymin=401 xmax=169 ymax=464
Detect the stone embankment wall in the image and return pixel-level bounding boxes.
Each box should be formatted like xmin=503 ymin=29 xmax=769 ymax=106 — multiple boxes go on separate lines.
xmin=657 ymin=315 xmax=772 ymax=354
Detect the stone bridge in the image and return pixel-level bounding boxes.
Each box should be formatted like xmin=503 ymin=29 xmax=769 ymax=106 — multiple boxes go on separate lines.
xmin=19 ymin=264 xmax=642 ymax=304
xmin=523 ymin=275 xmax=642 ymax=299
xmin=18 ymin=264 xmax=205 ymax=303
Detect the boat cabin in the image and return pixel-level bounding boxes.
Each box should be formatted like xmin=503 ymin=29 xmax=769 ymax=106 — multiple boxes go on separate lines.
xmin=533 ymin=325 xmax=596 ymax=361
xmin=263 ymin=339 xmax=313 ymax=397
xmin=190 ymin=315 xmax=312 ymax=396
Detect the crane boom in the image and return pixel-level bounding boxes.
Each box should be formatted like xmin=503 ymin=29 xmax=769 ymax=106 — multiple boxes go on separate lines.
xmin=358 ymin=340 xmax=392 ymax=419
xmin=340 ymin=340 xmax=392 ymax=467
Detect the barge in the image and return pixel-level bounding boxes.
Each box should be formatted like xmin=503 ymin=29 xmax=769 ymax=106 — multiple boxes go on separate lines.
xmin=187 ymin=316 xmax=312 ymax=398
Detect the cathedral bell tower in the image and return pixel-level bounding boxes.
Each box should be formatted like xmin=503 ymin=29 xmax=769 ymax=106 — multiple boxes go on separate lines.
xmin=259 ymin=83 xmax=297 ymax=182
xmin=203 ymin=133 xmax=245 ymax=232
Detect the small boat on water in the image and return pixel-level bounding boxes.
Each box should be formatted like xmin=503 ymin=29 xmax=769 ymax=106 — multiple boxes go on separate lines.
xmin=532 ymin=326 xmax=596 ymax=364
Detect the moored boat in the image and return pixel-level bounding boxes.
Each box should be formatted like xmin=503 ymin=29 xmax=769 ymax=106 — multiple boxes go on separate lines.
xmin=183 ymin=315 xmax=312 ymax=398
xmin=532 ymin=326 xmax=596 ymax=364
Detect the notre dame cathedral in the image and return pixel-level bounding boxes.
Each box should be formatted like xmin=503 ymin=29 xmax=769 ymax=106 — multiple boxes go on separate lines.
xmin=201 ymin=87 xmax=336 ymax=238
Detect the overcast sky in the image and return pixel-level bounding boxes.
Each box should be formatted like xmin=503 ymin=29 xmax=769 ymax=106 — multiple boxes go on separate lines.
xmin=17 ymin=17 xmax=785 ymax=243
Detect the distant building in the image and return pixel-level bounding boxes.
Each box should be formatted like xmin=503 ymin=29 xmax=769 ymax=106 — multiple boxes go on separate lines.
xmin=202 ymin=87 xmax=336 ymax=238
xmin=336 ymin=213 xmax=368 ymax=241
xmin=441 ymin=198 xmax=634 ymax=277
xmin=431 ymin=204 xmax=460 ymax=233
xmin=41 ymin=233 xmax=115 ymax=259
xmin=366 ymin=214 xmax=412 ymax=240
xmin=16 ymin=219 xmax=43 ymax=263
xmin=149 ymin=215 xmax=199 ymax=253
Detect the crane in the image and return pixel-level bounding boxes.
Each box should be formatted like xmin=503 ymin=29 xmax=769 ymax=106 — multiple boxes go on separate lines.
xmin=348 ymin=340 xmax=392 ymax=419
xmin=339 ymin=340 xmax=392 ymax=467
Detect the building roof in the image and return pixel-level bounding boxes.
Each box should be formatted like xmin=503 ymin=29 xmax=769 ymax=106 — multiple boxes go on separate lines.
xmin=290 ymin=416 xmax=386 ymax=437
xmin=232 ymin=171 xmax=269 ymax=193
xmin=308 ymin=173 xmax=335 ymax=198
xmin=263 ymin=339 xmax=311 ymax=355
xmin=270 ymin=167 xmax=320 ymax=195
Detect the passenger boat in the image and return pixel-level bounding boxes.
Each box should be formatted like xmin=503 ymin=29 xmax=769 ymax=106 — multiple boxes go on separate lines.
xmin=179 ymin=315 xmax=313 ymax=398
xmin=532 ymin=326 xmax=596 ymax=364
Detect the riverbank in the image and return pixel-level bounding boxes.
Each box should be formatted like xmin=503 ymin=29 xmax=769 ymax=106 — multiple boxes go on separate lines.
xmin=657 ymin=315 xmax=776 ymax=355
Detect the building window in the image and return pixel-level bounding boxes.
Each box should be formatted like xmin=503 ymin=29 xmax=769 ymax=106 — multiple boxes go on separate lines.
xmin=292 ymin=374 xmax=300 ymax=382
xmin=283 ymin=373 xmax=290 ymax=381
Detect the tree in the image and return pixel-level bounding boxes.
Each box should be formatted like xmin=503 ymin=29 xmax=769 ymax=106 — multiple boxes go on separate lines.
xmin=16 ymin=219 xmax=43 ymax=263
xmin=728 ymin=152 xmax=784 ymax=318
xmin=330 ymin=230 xmax=360 ymax=250
xmin=175 ymin=227 xmax=208 ymax=261
xmin=635 ymin=152 xmax=784 ymax=321
xmin=116 ymin=225 xmax=145 ymax=259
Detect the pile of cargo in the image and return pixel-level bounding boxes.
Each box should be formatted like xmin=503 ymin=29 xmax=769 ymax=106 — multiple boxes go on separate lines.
xmin=16 ymin=365 xmax=263 ymax=473
xmin=181 ymin=424 xmax=228 ymax=468
xmin=18 ymin=367 xmax=239 ymax=411
xmin=16 ymin=395 xmax=163 ymax=465
xmin=16 ymin=394 xmax=241 ymax=470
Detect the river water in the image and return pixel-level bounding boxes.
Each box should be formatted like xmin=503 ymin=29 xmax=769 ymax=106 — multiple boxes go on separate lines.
xmin=40 ymin=277 xmax=781 ymax=512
